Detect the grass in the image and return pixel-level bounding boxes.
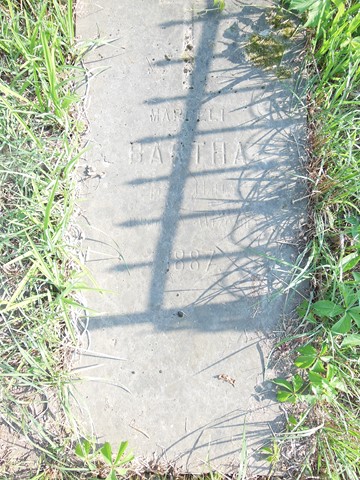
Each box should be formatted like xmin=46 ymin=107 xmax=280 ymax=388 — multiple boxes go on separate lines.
xmin=0 ymin=0 xmax=359 ymax=478
xmin=266 ymin=0 xmax=360 ymax=478
xmin=0 ymin=0 xmax=95 ymax=478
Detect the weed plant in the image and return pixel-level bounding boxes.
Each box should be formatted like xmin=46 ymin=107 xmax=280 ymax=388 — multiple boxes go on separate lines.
xmin=269 ymin=1 xmax=360 ymax=478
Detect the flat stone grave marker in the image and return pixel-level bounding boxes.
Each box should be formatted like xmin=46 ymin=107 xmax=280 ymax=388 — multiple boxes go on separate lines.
xmin=76 ymin=0 xmax=305 ymax=473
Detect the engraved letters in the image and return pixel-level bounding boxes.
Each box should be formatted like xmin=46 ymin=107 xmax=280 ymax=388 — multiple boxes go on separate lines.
xmin=149 ymin=106 xmax=225 ymax=122
xmin=129 ymin=140 xmax=244 ymax=166
xmin=150 ymin=144 xmax=163 ymax=164
xmin=212 ymin=141 xmax=226 ymax=165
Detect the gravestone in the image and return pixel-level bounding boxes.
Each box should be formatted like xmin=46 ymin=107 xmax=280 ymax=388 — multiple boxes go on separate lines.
xmin=76 ymin=0 xmax=305 ymax=473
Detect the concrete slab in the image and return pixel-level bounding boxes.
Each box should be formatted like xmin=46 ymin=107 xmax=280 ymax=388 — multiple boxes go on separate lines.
xmin=75 ymin=0 xmax=305 ymax=473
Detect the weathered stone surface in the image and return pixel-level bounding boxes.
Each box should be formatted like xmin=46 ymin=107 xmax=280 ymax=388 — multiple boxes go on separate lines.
xmin=75 ymin=0 xmax=305 ymax=473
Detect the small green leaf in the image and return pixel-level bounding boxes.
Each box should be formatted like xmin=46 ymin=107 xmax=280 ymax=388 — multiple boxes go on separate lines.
xmin=61 ymin=93 xmax=79 ymax=109
xmin=298 ymin=394 xmax=317 ymax=405
xmin=326 ymin=368 xmax=347 ymax=392
xmin=214 ymin=0 xmax=225 ymax=10
xmin=340 ymin=252 xmax=360 ymax=272
xmin=75 ymin=439 xmax=91 ymax=458
xmin=319 ymin=343 xmax=328 ymax=356
xmin=308 ymin=371 xmax=324 ymax=387
xmin=100 ymin=442 xmax=113 ymax=465
xmin=330 ymin=378 xmax=347 ymax=393
xmin=289 ymin=0 xmax=316 ymax=12
xmin=341 ymin=334 xmax=360 ymax=347
xmin=295 ymin=355 xmax=315 ymax=369
xmin=115 ymin=441 xmax=129 ymax=465
xmin=117 ymin=452 xmax=134 ymax=465
xmin=331 ymin=314 xmax=352 ymax=334
xmin=261 ymin=446 xmax=272 ymax=454
xmin=353 ymin=272 xmax=360 ymax=282
xmin=289 ymin=0 xmax=331 ymax=27
xmin=348 ymin=307 xmax=360 ymax=327
xmin=312 ymin=300 xmax=344 ymax=318
xmin=326 ymin=364 xmax=336 ymax=380
xmin=319 ymin=355 xmax=332 ymax=363
xmin=341 ymin=285 xmax=357 ymax=306
xmin=311 ymin=358 xmax=326 ymax=373
xmin=75 ymin=443 xmax=86 ymax=459
xmin=277 ymin=391 xmax=296 ymax=403
xmin=297 ymin=300 xmax=309 ymax=317
xmin=293 ymin=374 xmax=304 ymax=392
xmin=272 ymin=378 xmax=292 ymax=391
xmin=288 ymin=415 xmax=298 ymax=426
xmin=297 ymin=344 xmax=317 ymax=356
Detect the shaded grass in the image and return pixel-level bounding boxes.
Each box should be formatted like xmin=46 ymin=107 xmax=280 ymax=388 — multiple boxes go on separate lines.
xmin=268 ymin=1 xmax=360 ymax=478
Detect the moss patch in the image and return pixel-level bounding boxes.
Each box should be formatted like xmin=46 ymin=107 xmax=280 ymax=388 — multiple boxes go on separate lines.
xmin=245 ymin=33 xmax=285 ymax=69
xmin=245 ymin=6 xmax=299 ymax=77
xmin=276 ymin=65 xmax=292 ymax=79
xmin=267 ymin=7 xmax=297 ymax=39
